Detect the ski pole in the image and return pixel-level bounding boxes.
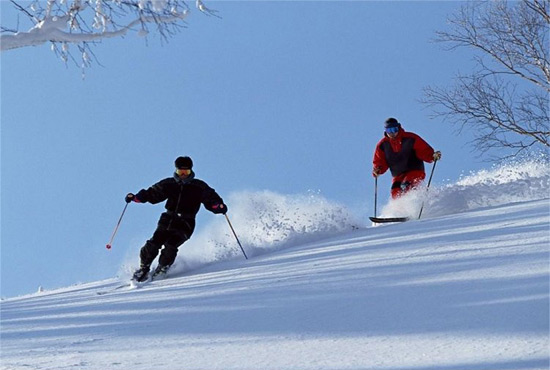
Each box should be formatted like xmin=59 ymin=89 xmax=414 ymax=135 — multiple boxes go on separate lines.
xmin=106 ymin=202 xmax=129 ymax=250
xmin=224 ymin=214 xmax=248 ymax=260
xmin=374 ymin=176 xmax=378 ymax=218
xmin=418 ymin=159 xmax=438 ymax=220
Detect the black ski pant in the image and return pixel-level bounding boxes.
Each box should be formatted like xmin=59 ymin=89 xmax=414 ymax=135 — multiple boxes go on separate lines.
xmin=140 ymin=213 xmax=195 ymax=268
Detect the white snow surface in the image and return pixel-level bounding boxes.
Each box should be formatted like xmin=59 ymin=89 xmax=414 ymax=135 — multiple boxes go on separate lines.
xmin=2 ymin=159 xmax=549 ymax=370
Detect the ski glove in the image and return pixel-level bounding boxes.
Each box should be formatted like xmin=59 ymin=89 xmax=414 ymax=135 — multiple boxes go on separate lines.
xmin=211 ymin=203 xmax=227 ymax=214
xmin=372 ymin=167 xmax=381 ymax=178
xmin=125 ymin=193 xmax=142 ymax=203
xmin=433 ymin=151 xmax=442 ymax=161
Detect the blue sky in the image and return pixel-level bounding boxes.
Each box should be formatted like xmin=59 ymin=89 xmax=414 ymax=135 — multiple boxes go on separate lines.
xmin=1 ymin=1 xmax=493 ymax=297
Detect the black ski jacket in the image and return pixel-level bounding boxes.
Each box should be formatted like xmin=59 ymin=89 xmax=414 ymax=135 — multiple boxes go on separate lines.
xmin=135 ymin=173 xmax=224 ymax=220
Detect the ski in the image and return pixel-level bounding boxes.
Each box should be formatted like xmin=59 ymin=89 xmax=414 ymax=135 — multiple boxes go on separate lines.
xmin=369 ymin=216 xmax=409 ymax=223
xmin=96 ymin=274 xmax=170 ymax=295
xmin=96 ymin=267 xmax=174 ymax=295
xmin=96 ymin=283 xmax=132 ymax=295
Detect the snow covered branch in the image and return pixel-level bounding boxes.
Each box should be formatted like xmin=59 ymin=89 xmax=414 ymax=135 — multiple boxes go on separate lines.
xmin=1 ymin=0 xmax=215 ymax=68
xmin=1 ymin=11 xmax=188 ymax=51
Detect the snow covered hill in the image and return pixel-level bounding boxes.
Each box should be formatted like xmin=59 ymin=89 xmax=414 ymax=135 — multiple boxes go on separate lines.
xmin=1 ymin=160 xmax=549 ymax=370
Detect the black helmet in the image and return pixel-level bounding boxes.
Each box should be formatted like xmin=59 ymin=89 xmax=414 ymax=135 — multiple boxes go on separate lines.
xmin=175 ymin=156 xmax=193 ymax=169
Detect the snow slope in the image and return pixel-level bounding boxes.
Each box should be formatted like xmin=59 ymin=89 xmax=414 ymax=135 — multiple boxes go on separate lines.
xmin=1 ymin=160 xmax=549 ymax=370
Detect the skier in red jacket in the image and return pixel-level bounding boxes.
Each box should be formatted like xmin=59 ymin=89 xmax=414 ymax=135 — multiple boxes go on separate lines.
xmin=372 ymin=118 xmax=441 ymax=199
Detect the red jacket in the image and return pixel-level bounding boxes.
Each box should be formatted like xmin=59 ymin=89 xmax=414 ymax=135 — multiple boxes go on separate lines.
xmin=373 ymin=128 xmax=434 ymax=177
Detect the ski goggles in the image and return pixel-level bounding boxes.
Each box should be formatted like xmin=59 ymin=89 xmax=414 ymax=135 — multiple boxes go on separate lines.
xmin=385 ymin=126 xmax=400 ymax=134
xmin=176 ymin=168 xmax=191 ymax=176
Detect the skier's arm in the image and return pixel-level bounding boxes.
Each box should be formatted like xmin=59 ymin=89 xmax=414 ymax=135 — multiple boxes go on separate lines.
xmin=412 ymin=134 xmax=435 ymax=163
xmin=200 ymin=182 xmax=227 ymax=214
xmin=372 ymin=143 xmax=389 ymax=176
xmin=127 ymin=179 xmax=171 ymax=204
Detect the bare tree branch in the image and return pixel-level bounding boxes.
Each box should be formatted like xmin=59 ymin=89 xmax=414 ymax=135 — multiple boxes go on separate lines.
xmin=423 ymin=0 xmax=550 ymax=161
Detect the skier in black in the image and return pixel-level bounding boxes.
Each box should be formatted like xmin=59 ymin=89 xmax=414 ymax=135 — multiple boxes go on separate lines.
xmin=125 ymin=156 xmax=227 ymax=281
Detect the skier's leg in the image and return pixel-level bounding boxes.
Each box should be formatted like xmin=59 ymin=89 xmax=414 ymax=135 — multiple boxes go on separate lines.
xmin=391 ymin=174 xmax=406 ymax=199
xmin=401 ymin=170 xmax=426 ymax=194
xmin=133 ymin=229 xmax=170 ymax=282
xmin=157 ymin=231 xmax=188 ymax=267
xmin=139 ymin=227 xmax=169 ymax=267
xmin=157 ymin=217 xmax=195 ymax=268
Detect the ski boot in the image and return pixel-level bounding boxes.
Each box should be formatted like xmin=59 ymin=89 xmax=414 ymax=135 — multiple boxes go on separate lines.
xmin=132 ymin=264 xmax=150 ymax=282
xmin=151 ymin=264 xmax=170 ymax=280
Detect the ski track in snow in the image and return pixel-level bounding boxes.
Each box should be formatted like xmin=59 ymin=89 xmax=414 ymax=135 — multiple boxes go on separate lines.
xmin=1 ymin=159 xmax=549 ymax=370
